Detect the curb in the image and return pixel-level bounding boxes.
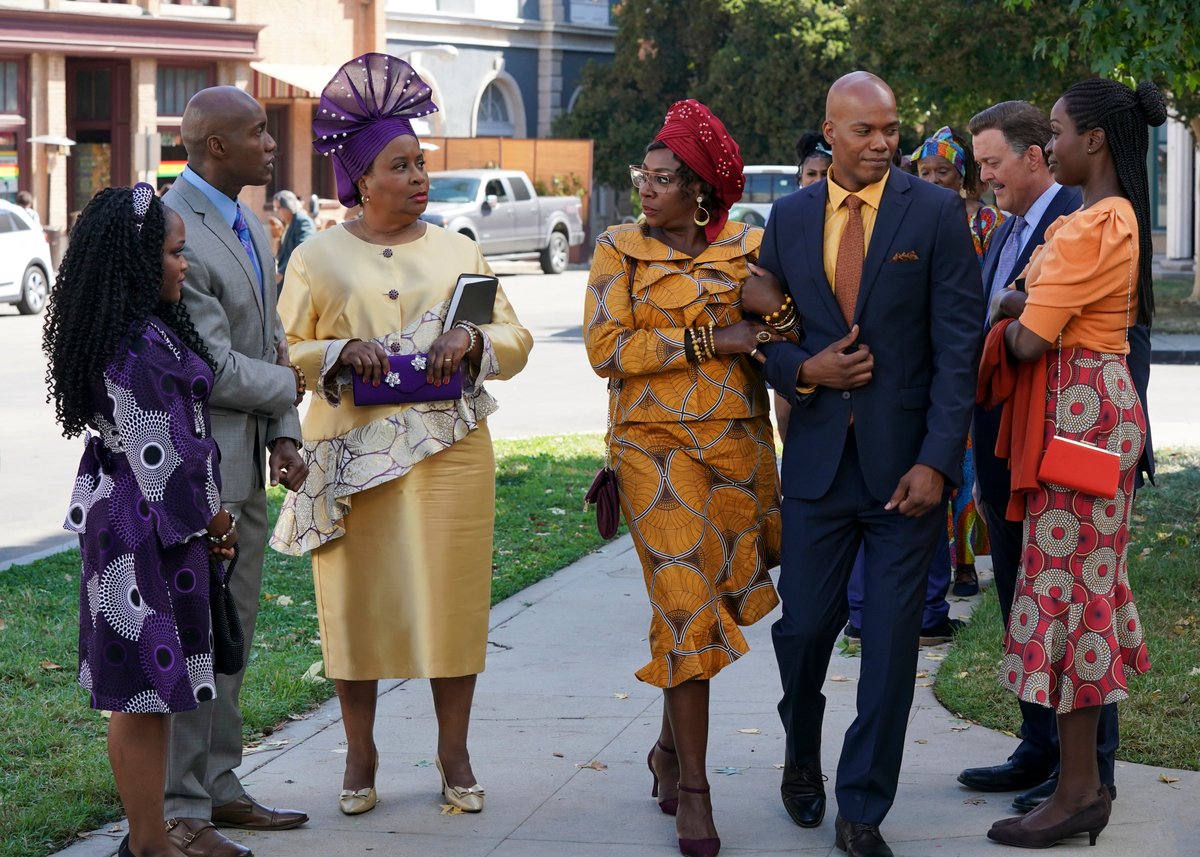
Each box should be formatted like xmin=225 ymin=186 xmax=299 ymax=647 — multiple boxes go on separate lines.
xmin=1151 ymin=350 xmax=1200 ymax=366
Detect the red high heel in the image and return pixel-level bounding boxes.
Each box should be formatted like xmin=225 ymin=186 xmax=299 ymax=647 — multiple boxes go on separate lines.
xmin=677 ymin=784 xmax=720 ymax=857
xmin=647 ymin=740 xmax=678 ymax=815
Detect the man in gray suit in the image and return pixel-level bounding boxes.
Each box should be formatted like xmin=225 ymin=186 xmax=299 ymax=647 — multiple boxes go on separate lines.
xmin=162 ymin=86 xmax=309 ymax=857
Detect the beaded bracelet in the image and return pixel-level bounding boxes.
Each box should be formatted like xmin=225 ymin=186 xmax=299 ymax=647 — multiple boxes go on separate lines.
xmin=454 ymin=321 xmax=480 ymax=353
xmin=763 ymin=295 xmax=793 ymax=324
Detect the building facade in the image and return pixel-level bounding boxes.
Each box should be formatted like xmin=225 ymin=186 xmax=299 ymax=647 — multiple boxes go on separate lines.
xmin=0 ymin=0 xmax=384 ymax=250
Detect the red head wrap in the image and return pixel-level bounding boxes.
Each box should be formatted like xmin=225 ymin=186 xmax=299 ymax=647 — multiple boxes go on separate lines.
xmin=652 ymin=99 xmax=745 ymax=242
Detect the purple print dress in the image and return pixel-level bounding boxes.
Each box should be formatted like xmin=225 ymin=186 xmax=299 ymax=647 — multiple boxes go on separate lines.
xmin=65 ymin=318 xmax=222 ymax=713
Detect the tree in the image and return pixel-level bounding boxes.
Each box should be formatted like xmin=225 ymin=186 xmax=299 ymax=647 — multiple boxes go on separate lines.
xmin=553 ymin=0 xmax=730 ymax=190
xmin=848 ymin=0 xmax=1088 ymax=134
xmin=1005 ymin=0 xmax=1200 ymax=300
xmin=699 ymin=0 xmax=854 ymax=164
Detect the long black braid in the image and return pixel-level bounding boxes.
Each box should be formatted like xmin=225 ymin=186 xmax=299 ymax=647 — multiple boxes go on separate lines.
xmin=1061 ymin=79 xmax=1167 ymax=327
xmin=42 ymin=187 xmax=215 ymax=437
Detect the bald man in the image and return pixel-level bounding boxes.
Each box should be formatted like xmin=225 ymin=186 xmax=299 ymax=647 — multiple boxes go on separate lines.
xmin=162 ymin=86 xmax=309 ymax=857
xmin=757 ymin=72 xmax=982 ymax=856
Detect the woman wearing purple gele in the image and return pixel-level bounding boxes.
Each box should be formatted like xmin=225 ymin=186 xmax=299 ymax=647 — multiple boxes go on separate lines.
xmin=43 ymin=183 xmax=236 ymax=857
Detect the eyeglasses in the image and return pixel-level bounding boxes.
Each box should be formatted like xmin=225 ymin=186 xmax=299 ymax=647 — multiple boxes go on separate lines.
xmin=629 ymin=165 xmax=680 ymax=191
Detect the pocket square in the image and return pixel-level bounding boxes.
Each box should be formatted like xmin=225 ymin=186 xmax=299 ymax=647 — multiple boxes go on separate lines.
xmin=890 ymin=250 xmax=920 ymax=262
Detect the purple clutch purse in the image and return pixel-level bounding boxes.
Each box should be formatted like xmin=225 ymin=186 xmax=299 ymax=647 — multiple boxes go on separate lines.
xmin=351 ymin=353 xmax=463 ymax=406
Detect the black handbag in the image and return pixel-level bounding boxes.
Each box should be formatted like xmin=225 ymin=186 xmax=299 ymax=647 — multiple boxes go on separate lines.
xmin=210 ymin=546 xmax=245 ymax=675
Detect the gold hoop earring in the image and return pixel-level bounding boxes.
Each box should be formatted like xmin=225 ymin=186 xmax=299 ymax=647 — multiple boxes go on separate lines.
xmin=693 ymin=196 xmax=710 ymax=227
xmin=362 ymin=194 xmax=371 ymax=205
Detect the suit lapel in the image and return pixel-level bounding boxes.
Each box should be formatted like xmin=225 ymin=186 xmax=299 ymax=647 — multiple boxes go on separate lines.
xmin=797 ymin=183 xmax=845 ymax=327
xmin=854 ymin=169 xmax=911 ymax=325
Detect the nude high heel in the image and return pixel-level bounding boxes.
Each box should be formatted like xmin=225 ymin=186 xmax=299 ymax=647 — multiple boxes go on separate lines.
xmin=437 ymin=756 xmax=485 ymax=813
xmin=339 ymin=750 xmax=379 ymax=815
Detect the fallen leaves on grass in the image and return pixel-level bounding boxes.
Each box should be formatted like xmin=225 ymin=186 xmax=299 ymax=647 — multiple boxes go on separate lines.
xmin=39 ymin=660 xmax=62 ymax=670
xmin=275 ymin=595 xmax=294 ymax=607
xmin=925 ymin=653 xmax=945 ymax=661
xmin=244 ymin=739 xmax=289 ymax=755
xmin=577 ymin=760 xmax=608 ymax=771
xmin=301 ymin=660 xmax=326 ymax=684
xmin=915 ymin=671 xmax=929 ymax=679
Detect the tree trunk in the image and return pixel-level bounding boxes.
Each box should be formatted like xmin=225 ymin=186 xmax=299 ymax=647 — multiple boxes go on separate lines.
xmin=1190 ymin=117 xmax=1200 ymax=302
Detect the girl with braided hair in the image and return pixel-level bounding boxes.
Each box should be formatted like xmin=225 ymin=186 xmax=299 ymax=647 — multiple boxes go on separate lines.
xmin=980 ymin=79 xmax=1166 ymax=849
xmin=43 ymin=184 xmax=237 ymax=857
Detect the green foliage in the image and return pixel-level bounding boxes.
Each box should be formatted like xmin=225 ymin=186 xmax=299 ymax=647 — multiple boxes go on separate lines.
xmin=554 ymin=0 xmax=730 ymax=189
xmin=937 ymin=448 xmax=1200 ymax=771
xmin=1004 ymin=0 xmax=1200 ymax=123
xmin=849 ymin=0 xmax=1088 ymax=131
xmin=699 ymin=0 xmax=855 ymax=164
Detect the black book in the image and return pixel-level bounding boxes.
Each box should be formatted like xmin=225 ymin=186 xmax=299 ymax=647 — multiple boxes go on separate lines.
xmin=445 ymin=273 xmax=498 ymax=328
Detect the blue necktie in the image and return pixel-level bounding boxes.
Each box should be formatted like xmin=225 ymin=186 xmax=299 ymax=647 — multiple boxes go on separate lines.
xmin=233 ymin=206 xmax=264 ymax=299
xmin=989 ymin=215 xmax=1027 ymax=309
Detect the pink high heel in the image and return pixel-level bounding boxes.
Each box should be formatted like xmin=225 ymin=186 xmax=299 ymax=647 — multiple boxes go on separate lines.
xmin=647 ymin=740 xmax=678 ymax=815
xmin=677 ymin=784 xmax=720 ymax=857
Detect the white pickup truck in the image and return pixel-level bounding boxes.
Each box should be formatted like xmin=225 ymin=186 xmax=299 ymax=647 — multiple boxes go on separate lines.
xmin=420 ymin=169 xmax=586 ymax=274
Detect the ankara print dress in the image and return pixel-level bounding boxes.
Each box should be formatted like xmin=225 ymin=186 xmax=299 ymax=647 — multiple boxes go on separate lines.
xmin=65 ymin=319 xmax=222 ymax=713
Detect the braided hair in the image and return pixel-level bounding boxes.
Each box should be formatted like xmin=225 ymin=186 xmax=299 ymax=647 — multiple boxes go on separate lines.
xmin=1061 ymin=79 xmax=1167 ymax=326
xmin=42 ymin=186 xmax=215 ymax=437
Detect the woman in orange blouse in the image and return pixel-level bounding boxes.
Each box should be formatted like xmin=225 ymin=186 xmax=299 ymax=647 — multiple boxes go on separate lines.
xmin=584 ymin=101 xmax=783 ymax=857
xmin=981 ymin=79 xmax=1165 ymax=849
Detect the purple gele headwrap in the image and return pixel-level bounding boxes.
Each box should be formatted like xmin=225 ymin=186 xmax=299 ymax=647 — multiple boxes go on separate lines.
xmin=313 ymin=53 xmax=439 ymax=207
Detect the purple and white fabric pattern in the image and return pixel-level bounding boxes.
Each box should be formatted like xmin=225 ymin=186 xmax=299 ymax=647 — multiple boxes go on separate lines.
xmin=67 ymin=319 xmax=222 ymax=713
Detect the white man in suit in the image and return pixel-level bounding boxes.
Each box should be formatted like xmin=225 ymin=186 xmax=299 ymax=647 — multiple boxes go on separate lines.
xmin=272 ymin=189 xmax=315 ymax=289
xmin=162 ymin=86 xmax=310 ymax=857
xmin=752 ymin=72 xmax=982 ymax=857
xmin=957 ymin=99 xmax=1154 ymax=814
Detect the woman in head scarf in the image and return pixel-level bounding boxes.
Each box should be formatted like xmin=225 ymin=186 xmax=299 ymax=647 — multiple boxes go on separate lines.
xmin=270 ymin=53 xmax=533 ymax=816
xmin=584 ymin=100 xmax=786 ymax=857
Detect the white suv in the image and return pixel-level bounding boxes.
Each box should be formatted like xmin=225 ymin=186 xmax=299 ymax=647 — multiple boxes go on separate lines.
xmin=729 ymin=165 xmax=799 ymax=227
xmin=0 ymin=199 xmax=54 ymax=315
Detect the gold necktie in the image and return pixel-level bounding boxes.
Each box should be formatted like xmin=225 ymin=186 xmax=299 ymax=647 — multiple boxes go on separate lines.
xmin=835 ymin=194 xmax=864 ymax=325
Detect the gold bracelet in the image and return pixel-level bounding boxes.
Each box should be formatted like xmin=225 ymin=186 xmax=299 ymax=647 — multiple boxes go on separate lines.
xmin=706 ymin=321 xmax=717 ymax=359
xmin=690 ymin=328 xmax=705 ymax=363
xmin=764 ymin=295 xmax=793 ymax=323
xmin=291 ymin=364 xmax=307 ymax=396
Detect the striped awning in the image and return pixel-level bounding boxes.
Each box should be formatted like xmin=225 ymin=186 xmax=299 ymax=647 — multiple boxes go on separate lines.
xmin=250 ymin=63 xmax=339 ymax=99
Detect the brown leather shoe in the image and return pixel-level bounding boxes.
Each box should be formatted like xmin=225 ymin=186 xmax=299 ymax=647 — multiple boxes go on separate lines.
xmin=211 ymin=793 xmax=308 ymax=831
xmin=164 ymin=818 xmax=253 ymax=857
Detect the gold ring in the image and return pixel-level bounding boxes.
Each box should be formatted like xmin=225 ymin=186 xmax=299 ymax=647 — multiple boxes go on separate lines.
xmin=756 ymin=330 xmax=772 ymax=343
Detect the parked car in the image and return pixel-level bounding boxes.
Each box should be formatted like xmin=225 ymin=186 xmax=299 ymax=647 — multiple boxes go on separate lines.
xmin=0 ymin=199 xmax=54 ymax=315
xmin=421 ymin=170 xmax=585 ymax=274
xmin=728 ymin=165 xmax=799 ymax=227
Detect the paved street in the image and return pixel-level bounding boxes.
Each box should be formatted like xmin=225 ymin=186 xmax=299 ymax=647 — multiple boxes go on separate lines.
xmin=2 ymin=266 xmax=1197 ymax=569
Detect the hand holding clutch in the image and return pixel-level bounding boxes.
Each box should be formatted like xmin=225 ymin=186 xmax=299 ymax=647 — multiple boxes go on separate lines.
xmin=352 ymin=353 xmax=463 ymax=405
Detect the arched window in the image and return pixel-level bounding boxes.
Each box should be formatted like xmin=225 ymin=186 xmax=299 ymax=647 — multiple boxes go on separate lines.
xmin=476 ymin=81 xmax=514 ymax=137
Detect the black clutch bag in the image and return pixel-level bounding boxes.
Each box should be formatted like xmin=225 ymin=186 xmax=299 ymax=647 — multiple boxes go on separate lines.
xmin=210 ymin=546 xmax=245 ymax=675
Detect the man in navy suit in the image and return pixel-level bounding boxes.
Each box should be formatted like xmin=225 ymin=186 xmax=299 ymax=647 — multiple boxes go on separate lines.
xmin=757 ymin=72 xmax=982 ymax=857
xmin=958 ymin=100 xmax=1154 ymax=813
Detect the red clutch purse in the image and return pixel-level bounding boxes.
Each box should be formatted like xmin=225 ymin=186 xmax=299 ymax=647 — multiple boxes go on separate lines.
xmin=1037 ymin=436 xmax=1120 ymax=499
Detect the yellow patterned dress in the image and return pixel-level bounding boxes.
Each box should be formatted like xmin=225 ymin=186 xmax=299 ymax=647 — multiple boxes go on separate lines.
xmin=584 ymin=221 xmax=781 ymax=688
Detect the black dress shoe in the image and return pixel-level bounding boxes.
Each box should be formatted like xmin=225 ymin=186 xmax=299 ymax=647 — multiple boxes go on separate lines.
xmin=957 ymin=759 xmax=1053 ymax=792
xmin=834 ymin=813 xmax=893 ymax=857
xmin=780 ymin=760 xmax=826 ymax=828
xmin=1012 ymin=775 xmax=1117 ymax=813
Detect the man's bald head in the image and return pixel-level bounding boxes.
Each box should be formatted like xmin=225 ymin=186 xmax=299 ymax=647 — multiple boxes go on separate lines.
xmin=822 ymin=71 xmax=899 ymax=192
xmin=178 ymin=86 xmax=275 ymax=196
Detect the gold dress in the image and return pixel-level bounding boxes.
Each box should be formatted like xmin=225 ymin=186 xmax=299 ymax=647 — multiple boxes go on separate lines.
xmin=584 ymin=221 xmax=781 ymax=688
xmin=271 ymin=224 xmax=532 ymax=680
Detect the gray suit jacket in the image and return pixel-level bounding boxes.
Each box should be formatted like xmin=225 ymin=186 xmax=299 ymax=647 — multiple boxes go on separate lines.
xmin=163 ymin=175 xmax=302 ymax=504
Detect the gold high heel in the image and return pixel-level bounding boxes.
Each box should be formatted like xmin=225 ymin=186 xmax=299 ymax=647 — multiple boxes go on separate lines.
xmin=436 ymin=756 xmax=485 ymax=813
xmin=339 ymin=750 xmax=379 ymax=815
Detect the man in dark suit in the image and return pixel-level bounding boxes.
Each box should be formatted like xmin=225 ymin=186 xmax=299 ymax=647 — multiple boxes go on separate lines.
xmin=163 ymin=86 xmax=310 ymax=857
xmin=272 ymin=189 xmax=315 ymax=288
xmin=758 ymin=72 xmax=982 ymax=857
xmin=959 ymin=100 xmax=1154 ymax=813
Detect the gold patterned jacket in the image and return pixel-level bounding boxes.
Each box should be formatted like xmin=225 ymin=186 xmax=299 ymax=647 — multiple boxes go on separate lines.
xmin=583 ymin=220 xmax=769 ymax=424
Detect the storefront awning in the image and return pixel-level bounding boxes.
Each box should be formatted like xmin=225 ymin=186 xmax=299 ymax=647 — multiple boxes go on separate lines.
xmin=251 ymin=63 xmax=341 ymax=99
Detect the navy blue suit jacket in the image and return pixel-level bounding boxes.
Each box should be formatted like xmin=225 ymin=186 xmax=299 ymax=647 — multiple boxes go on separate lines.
xmin=759 ymin=168 xmax=984 ymax=503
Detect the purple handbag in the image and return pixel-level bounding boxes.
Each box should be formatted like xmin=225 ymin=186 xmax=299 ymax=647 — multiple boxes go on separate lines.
xmin=352 ymin=353 xmax=463 ymax=405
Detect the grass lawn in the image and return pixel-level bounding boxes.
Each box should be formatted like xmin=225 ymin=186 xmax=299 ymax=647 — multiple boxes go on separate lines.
xmin=0 ymin=433 xmax=615 ymax=857
xmin=1153 ymin=278 xmax=1200 ymax=334
xmin=936 ymin=448 xmax=1200 ymax=771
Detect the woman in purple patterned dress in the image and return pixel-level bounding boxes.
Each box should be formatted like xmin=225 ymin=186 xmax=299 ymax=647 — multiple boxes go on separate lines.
xmin=43 ymin=184 xmax=237 ymax=857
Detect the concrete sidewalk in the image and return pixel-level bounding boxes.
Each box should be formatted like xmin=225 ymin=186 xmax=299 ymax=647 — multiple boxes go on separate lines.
xmin=55 ymin=538 xmax=1198 ymax=857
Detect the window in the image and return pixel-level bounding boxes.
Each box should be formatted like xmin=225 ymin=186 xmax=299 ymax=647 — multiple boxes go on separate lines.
xmin=1149 ymin=124 xmax=1167 ymax=231
xmin=265 ymin=105 xmax=289 ymax=199
xmin=0 ymin=130 xmax=19 ymax=202
xmin=484 ymin=178 xmax=509 ymax=202
xmin=0 ymin=62 xmax=18 ymax=113
xmin=157 ymin=66 xmax=210 ymax=117
xmin=511 ymin=177 xmax=531 ymax=200
xmin=476 ymin=81 xmax=514 ymax=137
xmin=310 ymin=104 xmax=337 ymax=201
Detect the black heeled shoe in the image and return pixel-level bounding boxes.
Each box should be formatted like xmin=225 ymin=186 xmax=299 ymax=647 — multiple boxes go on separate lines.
xmin=647 ymin=740 xmax=678 ymax=815
xmin=117 ymin=834 xmax=134 ymax=857
xmin=676 ymin=784 xmax=720 ymax=857
xmin=986 ymin=787 xmax=1111 ymax=848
